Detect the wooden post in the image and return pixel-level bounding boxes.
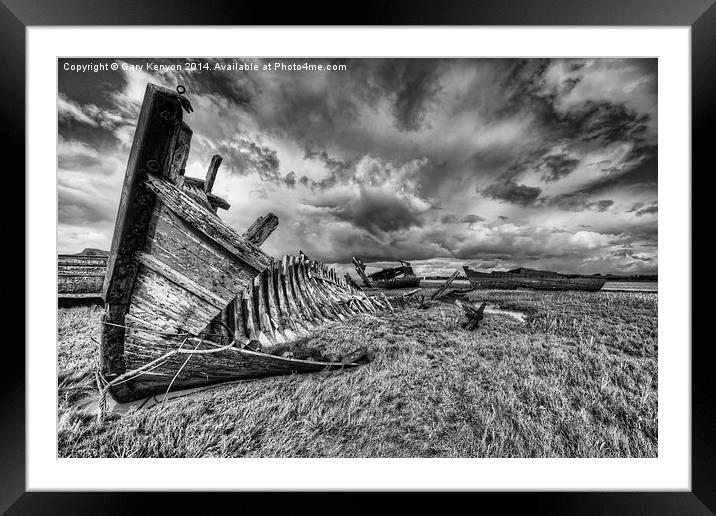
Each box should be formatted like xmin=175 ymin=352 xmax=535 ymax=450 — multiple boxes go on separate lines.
xmin=352 ymin=257 xmax=373 ymax=287
xmin=458 ymin=301 xmax=487 ymax=331
xmin=204 ymin=154 xmax=223 ymax=193
xmin=242 ymin=212 xmax=279 ymax=246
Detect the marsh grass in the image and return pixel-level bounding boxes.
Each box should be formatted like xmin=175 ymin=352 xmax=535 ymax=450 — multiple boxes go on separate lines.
xmin=57 ymin=290 xmax=657 ymax=458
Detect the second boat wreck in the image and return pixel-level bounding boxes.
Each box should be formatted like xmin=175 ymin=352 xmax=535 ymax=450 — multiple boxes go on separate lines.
xmin=352 ymin=257 xmax=421 ymax=289
xmin=463 ymin=266 xmax=606 ymax=291
xmin=100 ymin=84 xmax=416 ymax=403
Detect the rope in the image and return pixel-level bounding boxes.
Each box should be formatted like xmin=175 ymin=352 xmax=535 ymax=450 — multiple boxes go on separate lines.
xmin=94 ymin=267 xmax=421 ymax=424
xmin=95 ymin=335 xmax=239 ymax=425
xmin=101 ymin=320 xmax=233 ymax=340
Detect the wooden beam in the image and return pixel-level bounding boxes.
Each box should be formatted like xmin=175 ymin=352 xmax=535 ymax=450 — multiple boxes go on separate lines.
xmin=430 ymin=270 xmax=460 ymax=301
xmin=204 ymin=154 xmax=222 ymax=193
xmin=242 ymin=213 xmax=279 ymax=246
xmin=207 ymin=192 xmax=230 ymax=211
xmin=352 ymin=257 xmax=373 ymax=287
xmin=101 ymin=83 xmax=187 ymax=376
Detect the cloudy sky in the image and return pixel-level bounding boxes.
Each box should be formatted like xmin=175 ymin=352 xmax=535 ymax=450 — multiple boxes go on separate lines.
xmin=58 ymin=58 xmax=657 ymax=277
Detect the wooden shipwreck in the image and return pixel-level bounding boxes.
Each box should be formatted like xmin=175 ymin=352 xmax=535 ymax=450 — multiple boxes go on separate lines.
xmin=208 ymin=252 xmax=406 ymax=352
xmin=58 ymin=249 xmax=108 ymax=299
xmin=100 ymin=83 xmax=414 ymax=403
xmin=352 ymin=257 xmax=421 ymax=289
xmin=463 ymin=266 xmax=606 ymax=291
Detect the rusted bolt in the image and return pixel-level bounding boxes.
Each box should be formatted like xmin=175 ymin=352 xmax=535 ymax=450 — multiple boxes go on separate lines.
xmin=145 ymin=160 xmax=160 ymax=172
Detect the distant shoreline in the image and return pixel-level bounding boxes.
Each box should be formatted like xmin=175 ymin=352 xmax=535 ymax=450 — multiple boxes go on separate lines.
xmin=420 ymin=276 xmax=658 ymax=283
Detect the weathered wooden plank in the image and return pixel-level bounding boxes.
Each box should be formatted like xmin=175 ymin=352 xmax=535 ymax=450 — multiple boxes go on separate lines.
xmin=58 ymin=265 xmax=106 ymax=277
xmin=272 ymin=263 xmax=295 ymax=334
xmin=263 ymin=269 xmax=285 ymax=344
xmin=128 ymin=266 xmax=219 ymax=335
xmin=58 ymin=255 xmax=108 ymax=267
xmin=294 ymin=256 xmax=329 ymax=323
xmin=57 ymin=292 xmax=104 ymax=299
xmin=242 ymin=212 xmax=279 ymax=247
xmin=58 ymin=275 xmax=105 ymax=295
xmin=181 ymin=182 xmax=215 ymax=211
xmin=220 ymin=300 xmax=233 ymax=340
xmin=144 ymin=173 xmax=272 ymax=272
xmin=307 ymin=261 xmax=349 ymax=320
xmin=232 ymin=290 xmax=247 ymax=342
xmin=317 ymin=279 xmax=357 ymax=316
xmin=299 ymin=259 xmax=336 ymax=321
xmin=167 ymin=122 xmax=192 ymax=185
xmin=285 ymin=256 xmax=315 ymax=324
xmin=352 ymin=257 xmax=373 ymax=287
xmin=305 ymin=263 xmax=345 ymax=321
xmin=207 ymin=192 xmax=230 ymax=211
xmin=134 ymin=251 xmax=227 ymax=309
xmin=254 ymin=273 xmax=277 ymax=346
xmin=281 ymin=257 xmax=314 ymax=331
xmin=302 ymin=259 xmax=336 ymax=322
xmin=146 ymin=204 xmax=255 ymax=303
xmin=265 ymin=262 xmax=286 ymax=338
xmin=243 ymin=285 xmax=258 ymax=342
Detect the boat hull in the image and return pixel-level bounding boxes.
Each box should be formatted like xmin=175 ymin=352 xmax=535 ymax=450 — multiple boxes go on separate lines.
xmin=100 ymin=84 xmax=411 ymax=402
xmin=101 ymin=84 xmax=276 ymax=402
xmin=58 ymin=254 xmax=107 ymax=299
xmin=114 ymin=335 xmax=361 ymax=401
xmin=463 ymin=267 xmax=606 ymax=291
xmin=372 ymin=277 xmax=421 ymax=289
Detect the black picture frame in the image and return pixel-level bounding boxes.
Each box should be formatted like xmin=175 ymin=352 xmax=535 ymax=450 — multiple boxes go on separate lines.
xmin=6 ymin=0 xmax=712 ymax=513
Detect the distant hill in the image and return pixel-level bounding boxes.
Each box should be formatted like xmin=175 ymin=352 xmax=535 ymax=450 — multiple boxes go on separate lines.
xmin=73 ymin=248 xmax=109 ymax=256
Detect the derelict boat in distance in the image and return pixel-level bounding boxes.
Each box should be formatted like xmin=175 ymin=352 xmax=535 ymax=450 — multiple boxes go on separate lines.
xmin=462 ymin=266 xmax=606 ymax=291
xmin=352 ymin=257 xmax=421 ymax=289
xmin=58 ymin=249 xmax=108 ymax=300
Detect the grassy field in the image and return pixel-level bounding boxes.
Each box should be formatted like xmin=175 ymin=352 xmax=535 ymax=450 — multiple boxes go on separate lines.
xmin=57 ymin=288 xmax=657 ymax=458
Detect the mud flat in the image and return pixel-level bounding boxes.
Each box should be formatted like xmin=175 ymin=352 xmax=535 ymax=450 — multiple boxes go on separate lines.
xmin=602 ymin=281 xmax=657 ymax=293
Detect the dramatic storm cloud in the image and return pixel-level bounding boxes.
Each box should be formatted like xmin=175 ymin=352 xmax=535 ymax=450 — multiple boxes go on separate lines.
xmin=58 ymin=57 xmax=657 ymax=276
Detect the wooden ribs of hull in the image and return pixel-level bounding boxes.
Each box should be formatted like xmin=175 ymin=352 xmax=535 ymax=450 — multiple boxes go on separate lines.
xmin=214 ymin=255 xmax=408 ymax=349
xmin=114 ymin=254 xmax=413 ymax=402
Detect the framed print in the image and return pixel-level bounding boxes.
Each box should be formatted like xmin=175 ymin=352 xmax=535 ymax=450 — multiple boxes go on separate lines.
xmin=7 ymin=0 xmax=713 ymax=512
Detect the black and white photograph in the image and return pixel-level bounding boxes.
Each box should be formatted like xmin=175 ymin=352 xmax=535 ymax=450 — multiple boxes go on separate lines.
xmin=57 ymin=57 xmax=659 ymax=459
